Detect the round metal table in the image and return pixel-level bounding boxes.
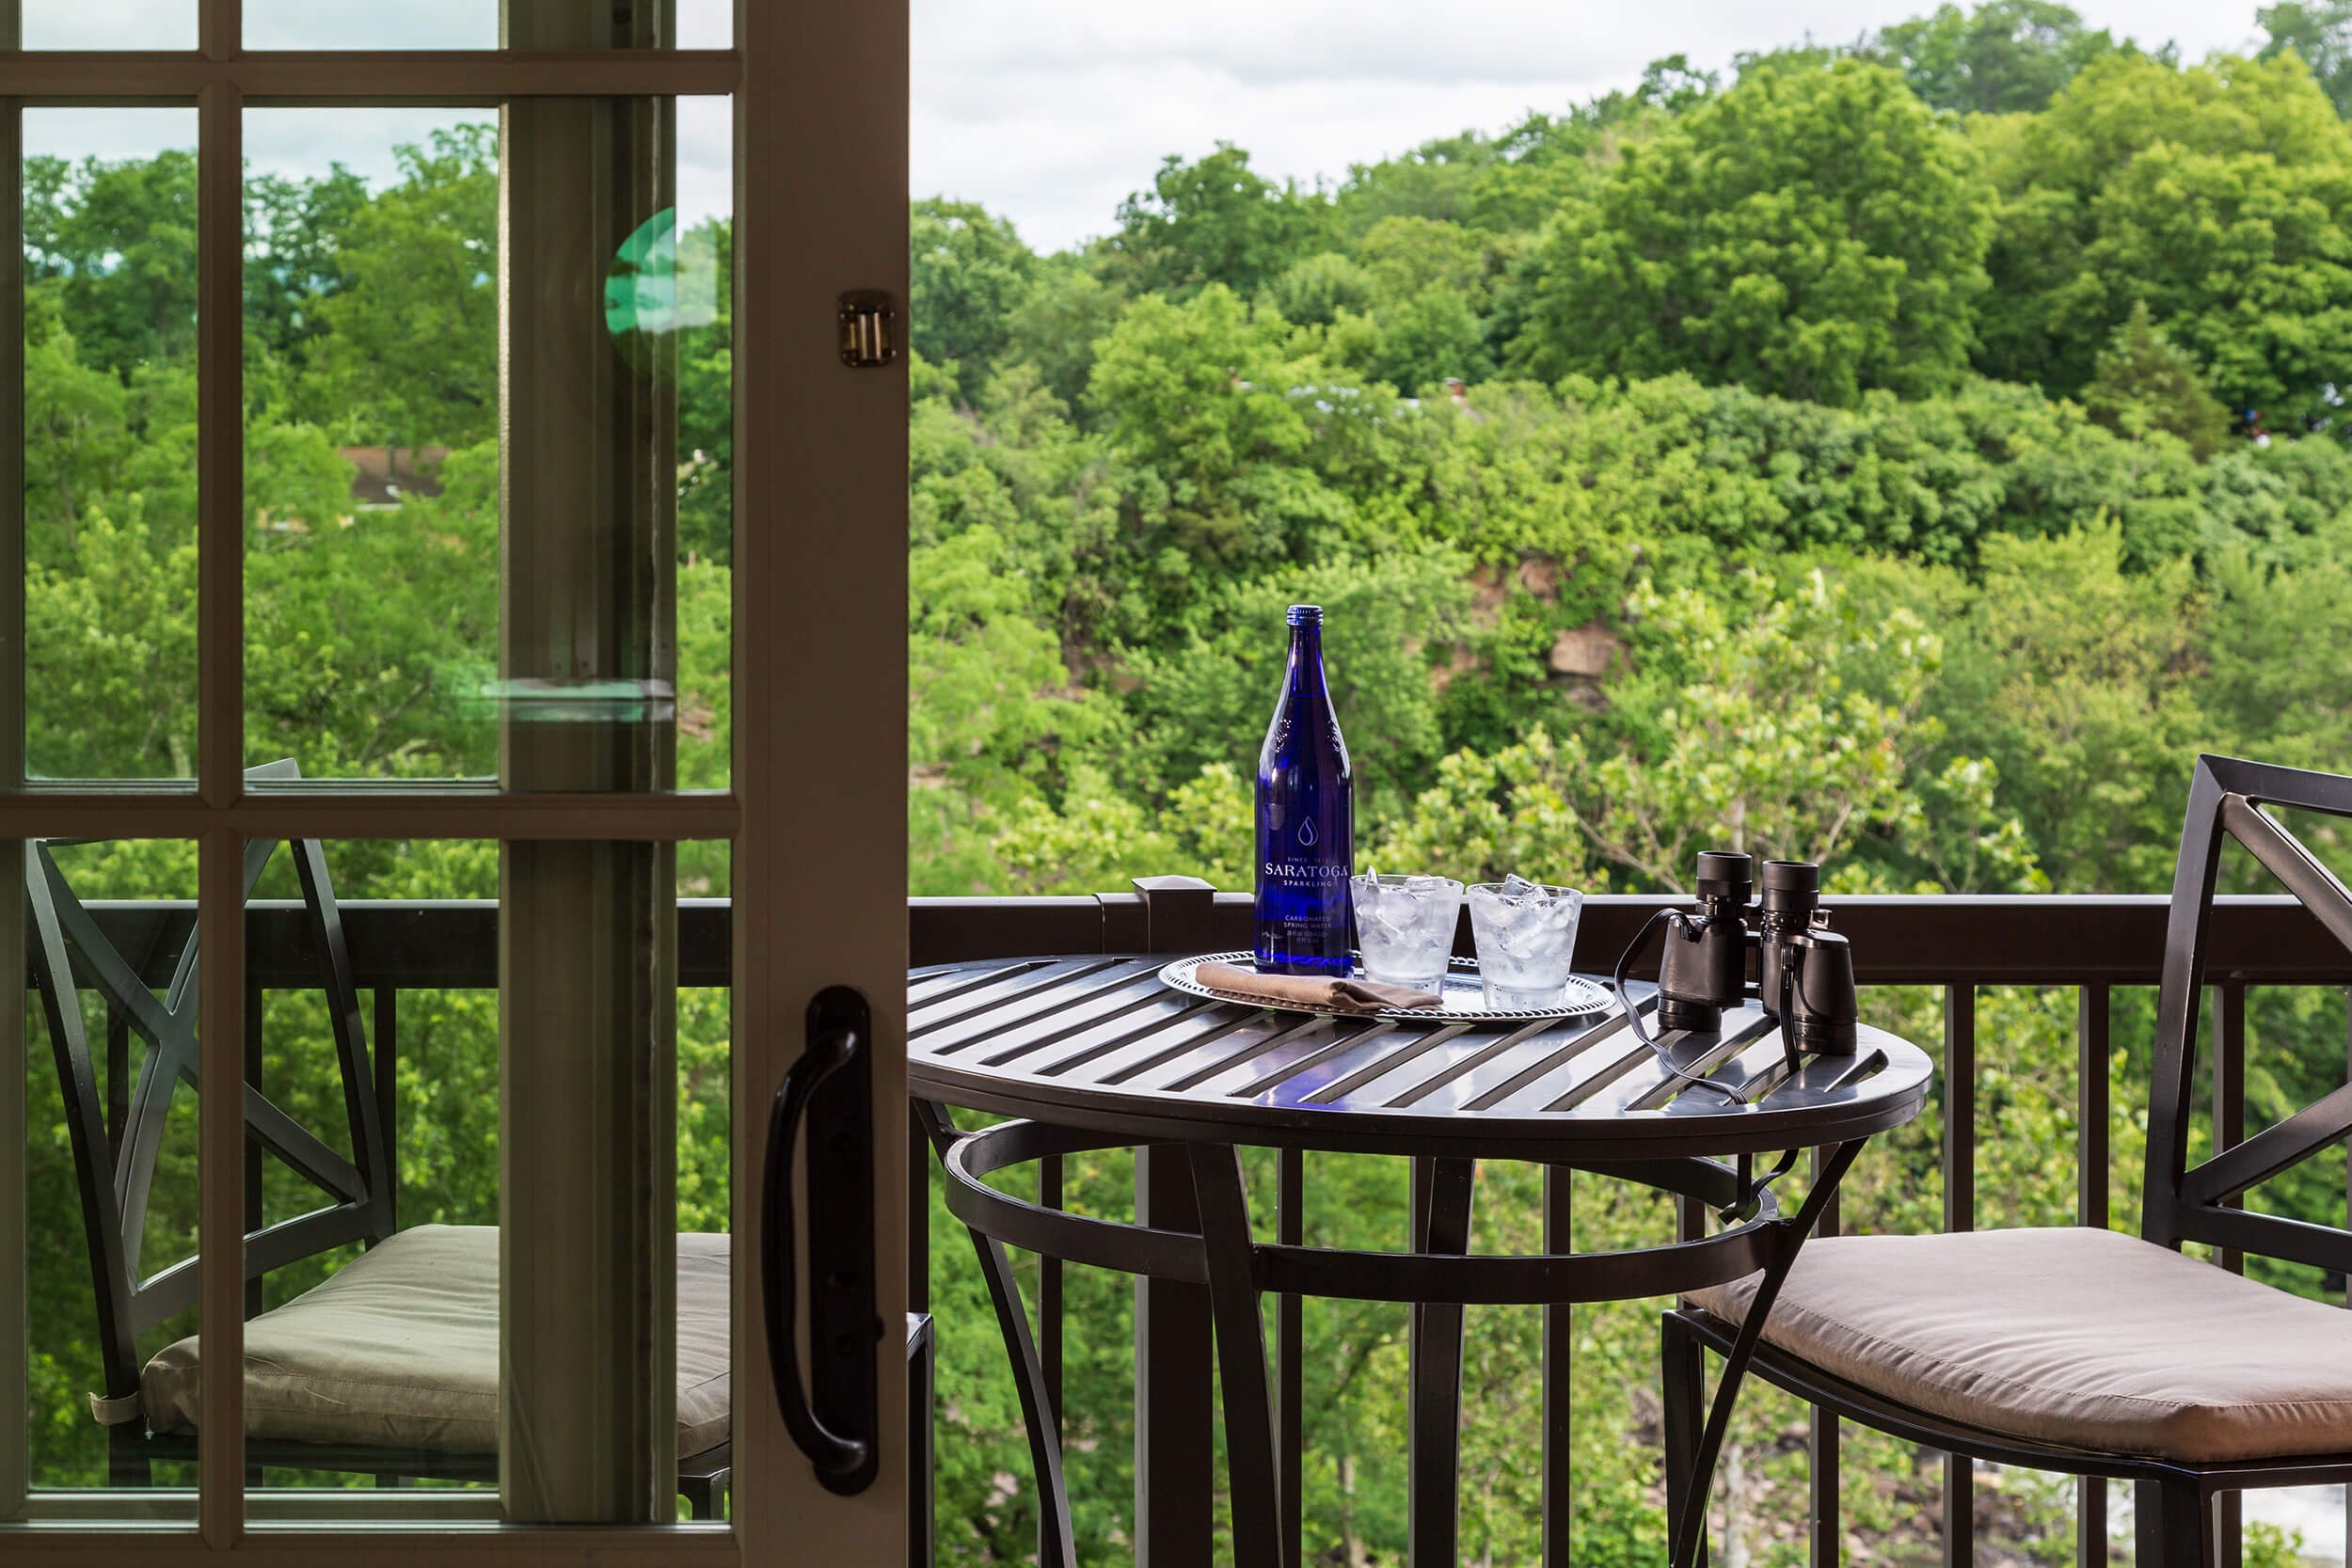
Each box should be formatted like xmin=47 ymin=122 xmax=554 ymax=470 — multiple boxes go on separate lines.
xmin=909 ymin=954 xmax=1931 ymax=1568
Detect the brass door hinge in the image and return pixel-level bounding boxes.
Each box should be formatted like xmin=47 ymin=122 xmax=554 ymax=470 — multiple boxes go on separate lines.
xmin=837 ymin=291 xmax=898 ymax=368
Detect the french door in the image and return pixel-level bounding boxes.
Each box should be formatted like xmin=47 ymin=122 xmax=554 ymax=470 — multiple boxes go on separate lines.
xmin=0 ymin=3 xmax=909 ymax=1563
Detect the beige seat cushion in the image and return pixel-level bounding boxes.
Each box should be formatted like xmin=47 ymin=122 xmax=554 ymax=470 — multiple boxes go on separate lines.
xmin=141 ymin=1224 xmax=730 ymax=1458
xmin=1688 ymin=1227 xmax=2352 ymax=1463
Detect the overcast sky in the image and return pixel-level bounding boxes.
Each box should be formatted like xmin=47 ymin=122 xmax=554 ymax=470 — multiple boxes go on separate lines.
xmin=18 ymin=2 xmax=2276 ymax=253
xmin=913 ymin=0 xmax=2274 ymax=252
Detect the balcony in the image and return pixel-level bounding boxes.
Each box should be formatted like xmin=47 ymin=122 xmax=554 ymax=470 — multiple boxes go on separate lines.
xmin=56 ymin=886 xmax=2352 ymax=1563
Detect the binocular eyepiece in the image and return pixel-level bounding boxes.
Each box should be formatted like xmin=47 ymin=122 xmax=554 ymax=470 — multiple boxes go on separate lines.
xmin=1760 ymin=858 xmax=1819 ymax=915
xmin=1693 ymin=850 xmax=1753 ymax=910
xmin=1644 ymin=850 xmax=1858 ymax=1057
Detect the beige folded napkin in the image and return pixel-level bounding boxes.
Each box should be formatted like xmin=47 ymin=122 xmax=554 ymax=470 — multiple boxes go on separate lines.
xmin=1194 ymin=960 xmax=1444 ymax=1014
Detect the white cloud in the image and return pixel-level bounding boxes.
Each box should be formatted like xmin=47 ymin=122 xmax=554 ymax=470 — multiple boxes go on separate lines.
xmin=9 ymin=2 xmax=2275 ymax=257
xmin=914 ymin=0 xmax=2273 ymax=253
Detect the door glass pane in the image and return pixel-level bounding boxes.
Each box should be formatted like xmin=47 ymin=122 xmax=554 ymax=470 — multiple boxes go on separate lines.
xmin=242 ymin=1 xmax=731 ymax=49
xmin=24 ymin=109 xmax=200 ymax=783
xmin=24 ymin=2 xmax=195 ymax=50
xmin=16 ymin=837 xmax=200 ymax=1523
xmin=232 ymin=839 xmax=730 ymax=1526
xmin=242 ymin=108 xmax=500 ymax=782
xmin=241 ymin=99 xmax=732 ymax=787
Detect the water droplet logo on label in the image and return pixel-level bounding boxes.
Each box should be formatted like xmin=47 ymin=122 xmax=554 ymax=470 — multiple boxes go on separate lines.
xmin=1297 ymin=819 xmax=1317 ymax=847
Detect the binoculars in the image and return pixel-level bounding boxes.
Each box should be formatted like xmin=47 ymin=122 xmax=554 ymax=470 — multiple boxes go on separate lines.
xmin=1640 ymin=851 xmax=1859 ymax=1057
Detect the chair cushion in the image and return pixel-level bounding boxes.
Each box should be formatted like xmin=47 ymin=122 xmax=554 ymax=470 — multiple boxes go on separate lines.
xmin=141 ymin=1224 xmax=731 ymax=1458
xmin=1687 ymin=1227 xmax=2352 ymax=1463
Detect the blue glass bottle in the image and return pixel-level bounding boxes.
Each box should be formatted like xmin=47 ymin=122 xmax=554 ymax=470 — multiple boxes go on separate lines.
xmin=1255 ymin=605 xmax=1354 ymax=974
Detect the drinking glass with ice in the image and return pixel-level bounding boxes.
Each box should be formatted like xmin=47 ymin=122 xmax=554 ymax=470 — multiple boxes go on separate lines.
xmin=1467 ymin=876 xmax=1585 ymax=1007
xmin=1349 ymin=872 xmax=1466 ymax=992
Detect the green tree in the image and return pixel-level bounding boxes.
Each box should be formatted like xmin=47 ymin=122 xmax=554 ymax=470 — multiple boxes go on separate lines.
xmin=299 ymin=124 xmax=499 ymax=449
xmin=1114 ymin=546 xmax=1472 ymax=816
xmin=1870 ymin=0 xmax=2124 ymax=114
xmin=2079 ymin=303 xmax=2232 ymax=459
xmin=1001 ymin=253 xmax=1128 ymax=416
xmin=1937 ymin=525 xmax=2207 ymax=890
xmin=27 ymin=150 xmax=199 ymax=380
xmin=1265 ymin=251 xmax=1375 ymax=327
xmin=244 ymin=164 xmax=371 ymax=375
xmin=676 ymin=215 xmax=735 ymax=565
xmin=2081 ymin=132 xmax=2352 ymax=432
xmin=1508 ymin=60 xmax=1995 ymax=405
xmin=1104 ymin=142 xmax=1332 ymax=301
xmin=1331 ymin=129 xmax=1507 ymax=236
xmin=2260 ymin=0 xmax=2352 ymax=117
xmin=908 ymin=198 xmax=1037 ymax=402
xmin=1974 ymin=51 xmax=2352 ymax=416
xmin=1088 ymin=283 xmax=1350 ymax=575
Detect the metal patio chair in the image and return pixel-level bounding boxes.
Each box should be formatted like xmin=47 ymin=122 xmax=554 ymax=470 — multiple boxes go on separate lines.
xmin=27 ymin=762 xmax=734 ymax=1513
xmin=1663 ymin=754 xmax=2352 ymax=1565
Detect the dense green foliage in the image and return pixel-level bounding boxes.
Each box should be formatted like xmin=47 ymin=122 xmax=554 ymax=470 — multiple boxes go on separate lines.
xmin=1509 ymin=59 xmax=1997 ymax=404
xmin=18 ymin=2 xmax=2352 ymax=1560
xmin=899 ymin=6 xmax=2352 ymax=1560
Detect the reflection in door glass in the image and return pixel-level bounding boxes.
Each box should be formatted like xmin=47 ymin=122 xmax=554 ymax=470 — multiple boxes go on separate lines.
xmin=241 ymin=0 xmax=731 ymax=49
xmin=243 ymin=108 xmax=501 ymax=782
xmin=23 ymin=109 xmax=201 ymax=782
xmin=220 ymin=838 xmax=729 ymax=1522
xmin=23 ymin=1 xmax=196 ymax=49
xmin=240 ymin=102 xmax=731 ymax=787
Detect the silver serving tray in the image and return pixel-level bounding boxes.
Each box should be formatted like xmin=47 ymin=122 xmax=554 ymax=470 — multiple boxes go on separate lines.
xmin=1158 ymin=950 xmax=1613 ymax=1027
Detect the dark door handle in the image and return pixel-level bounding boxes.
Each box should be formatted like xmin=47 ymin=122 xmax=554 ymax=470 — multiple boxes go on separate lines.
xmin=761 ymin=985 xmax=880 ymax=1494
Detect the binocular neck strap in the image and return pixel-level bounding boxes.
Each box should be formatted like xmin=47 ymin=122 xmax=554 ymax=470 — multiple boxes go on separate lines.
xmin=1612 ymin=908 xmax=1745 ymax=1104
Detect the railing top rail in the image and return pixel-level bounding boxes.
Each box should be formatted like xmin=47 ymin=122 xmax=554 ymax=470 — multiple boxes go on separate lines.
xmin=52 ymin=892 xmax=2352 ymax=990
xmin=909 ymin=892 xmax=2352 ymax=986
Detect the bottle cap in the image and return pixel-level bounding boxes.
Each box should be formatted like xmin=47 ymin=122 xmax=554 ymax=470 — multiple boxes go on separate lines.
xmin=1287 ymin=604 xmax=1323 ymax=626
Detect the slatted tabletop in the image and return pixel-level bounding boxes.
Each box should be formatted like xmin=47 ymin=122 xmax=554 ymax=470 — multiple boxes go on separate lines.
xmin=908 ymin=955 xmax=1933 ymax=1161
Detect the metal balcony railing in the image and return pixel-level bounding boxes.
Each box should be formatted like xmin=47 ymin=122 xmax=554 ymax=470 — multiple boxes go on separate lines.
xmin=67 ymin=889 xmax=2352 ymax=1563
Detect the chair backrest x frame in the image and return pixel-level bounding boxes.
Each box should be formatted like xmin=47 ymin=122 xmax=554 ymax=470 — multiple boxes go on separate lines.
xmin=27 ymin=762 xmax=394 ymax=1406
xmin=2144 ymin=753 xmax=2352 ymax=1277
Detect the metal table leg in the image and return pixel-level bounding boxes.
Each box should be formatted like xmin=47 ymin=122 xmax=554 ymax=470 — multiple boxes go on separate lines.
xmin=1190 ymin=1143 xmax=1291 ymax=1568
xmin=1409 ymin=1157 xmax=1476 ymax=1568
xmin=1666 ymin=1138 xmax=1866 ymax=1568
xmin=914 ymin=1100 xmax=1076 ymax=1568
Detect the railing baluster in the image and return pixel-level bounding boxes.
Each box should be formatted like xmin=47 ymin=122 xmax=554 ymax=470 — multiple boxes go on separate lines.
xmin=1041 ymin=1153 xmax=1063 ymax=1423
xmin=1810 ymin=1148 xmax=1839 ymax=1568
xmin=373 ymin=986 xmax=398 ymax=1234
xmin=1943 ymin=983 xmax=1976 ymax=1566
xmin=1674 ymin=1184 xmax=1704 ymax=1565
xmin=2215 ymin=985 xmax=2246 ymax=1275
xmin=908 ymin=1106 xmax=930 ymax=1320
xmin=1541 ymin=1164 xmax=1570 ymax=1567
xmin=246 ymin=980 xmax=265 ymax=1321
xmin=1279 ymin=1147 xmax=1303 ymax=1568
xmin=2075 ymin=984 xmax=2109 ymax=1568
xmin=1406 ymin=1155 xmax=1429 ymax=1555
xmin=2216 ymin=983 xmax=2248 ymax=1568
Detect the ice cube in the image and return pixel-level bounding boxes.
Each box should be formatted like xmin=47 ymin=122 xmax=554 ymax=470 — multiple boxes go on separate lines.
xmin=1406 ymin=874 xmax=1448 ymax=895
xmin=1363 ymin=896 xmax=1412 ymax=944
